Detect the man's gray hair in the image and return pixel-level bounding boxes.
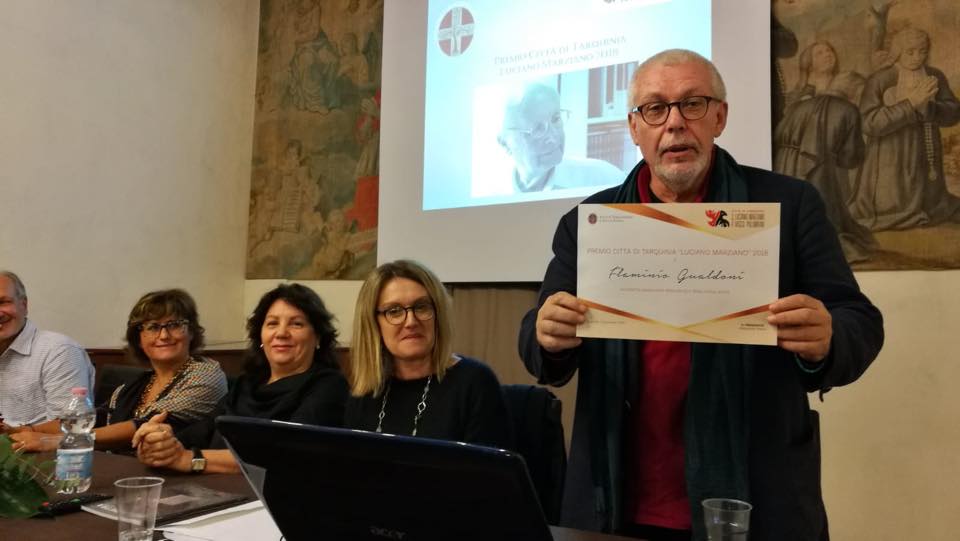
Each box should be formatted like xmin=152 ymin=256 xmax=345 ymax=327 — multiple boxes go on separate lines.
xmin=499 ymin=82 xmax=560 ymax=137
xmin=628 ymin=49 xmax=727 ymax=111
xmin=0 ymin=271 xmax=27 ymax=300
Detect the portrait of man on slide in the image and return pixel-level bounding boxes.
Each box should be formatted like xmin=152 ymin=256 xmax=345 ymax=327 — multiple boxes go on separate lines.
xmin=497 ymin=82 xmax=624 ymax=193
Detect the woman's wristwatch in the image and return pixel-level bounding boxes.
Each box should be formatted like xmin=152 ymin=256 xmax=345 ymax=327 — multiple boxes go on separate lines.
xmin=190 ymin=447 xmax=207 ymax=473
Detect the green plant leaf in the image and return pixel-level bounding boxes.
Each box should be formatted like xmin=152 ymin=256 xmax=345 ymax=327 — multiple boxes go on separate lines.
xmin=0 ymin=435 xmax=49 ymax=518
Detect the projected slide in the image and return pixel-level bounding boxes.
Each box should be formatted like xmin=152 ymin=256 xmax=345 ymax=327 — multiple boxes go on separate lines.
xmin=422 ymin=0 xmax=710 ymax=211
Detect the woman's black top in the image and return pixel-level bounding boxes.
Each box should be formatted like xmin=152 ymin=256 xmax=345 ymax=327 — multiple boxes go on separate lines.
xmin=187 ymin=363 xmax=348 ymax=449
xmin=227 ymin=364 xmax=347 ymax=426
xmin=96 ymin=357 xmax=227 ymax=451
xmin=345 ymin=356 xmax=512 ymax=449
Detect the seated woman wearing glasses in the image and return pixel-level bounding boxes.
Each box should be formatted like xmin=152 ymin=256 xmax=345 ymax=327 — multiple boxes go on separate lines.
xmin=10 ymin=289 xmax=227 ymax=452
xmin=344 ymin=260 xmax=511 ymax=448
xmin=134 ymin=283 xmax=348 ymax=474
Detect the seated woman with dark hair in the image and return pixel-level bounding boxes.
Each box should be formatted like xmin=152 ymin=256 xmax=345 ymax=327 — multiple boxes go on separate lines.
xmin=134 ymin=283 xmax=347 ymax=474
xmin=345 ymin=260 xmax=511 ymax=448
xmin=10 ymin=289 xmax=227 ymax=452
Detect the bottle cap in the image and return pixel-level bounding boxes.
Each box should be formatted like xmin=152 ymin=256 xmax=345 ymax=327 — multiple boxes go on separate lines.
xmin=71 ymin=387 xmax=88 ymax=396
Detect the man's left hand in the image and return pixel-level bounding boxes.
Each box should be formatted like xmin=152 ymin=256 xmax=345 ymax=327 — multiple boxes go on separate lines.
xmin=768 ymin=294 xmax=832 ymax=363
xmin=10 ymin=431 xmax=60 ymax=452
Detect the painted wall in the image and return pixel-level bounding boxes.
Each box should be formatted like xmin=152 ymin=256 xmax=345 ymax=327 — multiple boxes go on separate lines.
xmin=815 ymin=273 xmax=960 ymax=540
xmin=0 ymin=1 xmax=260 ymax=348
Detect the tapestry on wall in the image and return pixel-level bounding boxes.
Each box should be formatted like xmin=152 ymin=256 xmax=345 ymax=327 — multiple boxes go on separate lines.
xmin=246 ymin=0 xmax=382 ymax=279
xmin=773 ymin=0 xmax=960 ymax=270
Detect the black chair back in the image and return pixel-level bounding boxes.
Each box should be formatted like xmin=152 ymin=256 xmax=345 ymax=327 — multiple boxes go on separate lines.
xmin=93 ymin=363 xmax=149 ymax=406
xmin=501 ymin=384 xmax=566 ymax=524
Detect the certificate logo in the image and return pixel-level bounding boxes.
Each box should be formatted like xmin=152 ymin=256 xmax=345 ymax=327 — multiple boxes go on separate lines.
xmin=588 ymin=213 xmax=598 ymax=224
xmin=438 ymin=7 xmax=475 ymax=57
xmin=705 ymin=209 xmax=730 ymax=228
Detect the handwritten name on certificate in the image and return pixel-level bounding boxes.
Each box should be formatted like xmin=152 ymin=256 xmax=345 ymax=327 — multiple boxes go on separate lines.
xmin=577 ymin=203 xmax=780 ymax=345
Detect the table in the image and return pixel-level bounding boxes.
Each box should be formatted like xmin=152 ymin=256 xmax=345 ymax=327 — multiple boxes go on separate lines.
xmin=0 ymin=452 xmax=637 ymax=541
xmin=0 ymin=451 xmax=246 ymax=541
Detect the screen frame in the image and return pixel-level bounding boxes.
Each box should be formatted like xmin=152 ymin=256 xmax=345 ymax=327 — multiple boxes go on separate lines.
xmin=378 ymin=0 xmax=771 ymax=283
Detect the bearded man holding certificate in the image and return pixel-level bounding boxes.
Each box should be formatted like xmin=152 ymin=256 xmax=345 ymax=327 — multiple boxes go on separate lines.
xmin=518 ymin=49 xmax=883 ymax=541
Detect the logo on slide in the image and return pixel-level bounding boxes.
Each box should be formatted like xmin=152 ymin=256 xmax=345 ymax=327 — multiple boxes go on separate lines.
xmin=705 ymin=209 xmax=730 ymax=228
xmin=588 ymin=213 xmax=598 ymax=225
xmin=438 ymin=7 xmax=475 ymax=57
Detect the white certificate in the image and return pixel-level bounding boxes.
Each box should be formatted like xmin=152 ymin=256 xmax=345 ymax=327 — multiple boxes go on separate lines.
xmin=577 ymin=203 xmax=780 ymax=345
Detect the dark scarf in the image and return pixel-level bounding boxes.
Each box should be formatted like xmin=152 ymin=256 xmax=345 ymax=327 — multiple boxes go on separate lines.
xmin=227 ymin=366 xmax=324 ymax=421
xmin=587 ymin=147 xmax=753 ymax=539
xmin=202 ymin=365 xmax=338 ymax=450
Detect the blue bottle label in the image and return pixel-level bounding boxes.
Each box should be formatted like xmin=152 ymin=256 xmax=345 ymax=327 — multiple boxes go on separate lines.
xmin=56 ymin=448 xmax=93 ymax=480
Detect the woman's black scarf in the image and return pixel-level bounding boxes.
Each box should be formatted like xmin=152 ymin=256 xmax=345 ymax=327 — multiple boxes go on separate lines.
xmin=587 ymin=147 xmax=753 ymax=540
xmin=227 ymin=366 xmax=323 ymax=421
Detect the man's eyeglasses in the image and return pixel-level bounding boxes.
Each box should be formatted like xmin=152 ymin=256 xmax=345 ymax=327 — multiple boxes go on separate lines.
xmin=376 ymin=302 xmax=436 ymax=325
xmin=630 ymin=96 xmax=719 ymax=126
xmin=139 ymin=319 xmax=190 ymax=337
xmin=505 ymin=109 xmax=570 ymax=139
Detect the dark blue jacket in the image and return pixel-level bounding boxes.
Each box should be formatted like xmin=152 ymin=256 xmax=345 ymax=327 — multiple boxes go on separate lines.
xmin=518 ymin=162 xmax=883 ymax=540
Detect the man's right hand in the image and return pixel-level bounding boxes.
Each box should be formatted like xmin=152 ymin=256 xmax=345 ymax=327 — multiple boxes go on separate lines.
xmin=536 ymin=292 xmax=588 ymax=354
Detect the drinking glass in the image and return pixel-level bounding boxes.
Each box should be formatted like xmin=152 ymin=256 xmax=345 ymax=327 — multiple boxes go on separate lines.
xmin=114 ymin=476 xmax=164 ymax=541
xmin=702 ymin=498 xmax=751 ymax=540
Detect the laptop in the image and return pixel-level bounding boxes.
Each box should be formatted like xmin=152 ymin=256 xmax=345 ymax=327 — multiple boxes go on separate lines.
xmin=216 ymin=415 xmax=554 ymax=541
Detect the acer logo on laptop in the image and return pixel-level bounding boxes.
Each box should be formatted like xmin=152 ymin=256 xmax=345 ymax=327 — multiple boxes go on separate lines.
xmin=370 ymin=525 xmax=407 ymax=539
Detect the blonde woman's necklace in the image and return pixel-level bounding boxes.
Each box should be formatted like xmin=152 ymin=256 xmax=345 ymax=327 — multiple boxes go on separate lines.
xmin=375 ymin=375 xmax=432 ymax=436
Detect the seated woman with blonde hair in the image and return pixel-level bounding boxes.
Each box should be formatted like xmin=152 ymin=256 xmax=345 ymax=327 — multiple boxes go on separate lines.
xmin=10 ymin=289 xmax=227 ymax=452
xmin=345 ymin=260 xmax=511 ymax=448
xmin=134 ymin=283 xmax=347 ymax=473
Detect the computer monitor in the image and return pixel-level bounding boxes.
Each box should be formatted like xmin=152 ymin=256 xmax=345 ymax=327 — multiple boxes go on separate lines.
xmin=216 ymin=415 xmax=554 ymax=541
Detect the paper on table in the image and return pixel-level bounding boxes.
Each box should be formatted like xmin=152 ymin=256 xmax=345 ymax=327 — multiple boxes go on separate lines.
xmin=160 ymin=500 xmax=282 ymax=541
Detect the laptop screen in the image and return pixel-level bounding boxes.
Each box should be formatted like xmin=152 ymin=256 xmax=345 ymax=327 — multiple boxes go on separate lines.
xmin=216 ymin=415 xmax=553 ymax=541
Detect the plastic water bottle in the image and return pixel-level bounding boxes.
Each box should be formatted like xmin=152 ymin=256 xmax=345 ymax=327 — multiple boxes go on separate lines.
xmin=56 ymin=387 xmax=95 ymax=494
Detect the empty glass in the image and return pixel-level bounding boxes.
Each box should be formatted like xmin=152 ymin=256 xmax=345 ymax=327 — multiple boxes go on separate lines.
xmin=114 ymin=476 xmax=164 ymax=541
xmin=702 ymin=498 xmax=752 ymax=540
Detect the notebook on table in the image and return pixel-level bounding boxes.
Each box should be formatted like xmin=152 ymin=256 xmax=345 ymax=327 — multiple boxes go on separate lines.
xmin=81 ymin=482 xmax=250 ymax=524
xmin=216 ymin=415 xmax=554 ymax=541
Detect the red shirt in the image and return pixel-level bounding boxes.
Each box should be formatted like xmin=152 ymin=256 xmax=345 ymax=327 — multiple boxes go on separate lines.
xmin=625 ymin=162 xmax=711 ymax=530
xmin=626 ymin=340 xmax=692 ymax=529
